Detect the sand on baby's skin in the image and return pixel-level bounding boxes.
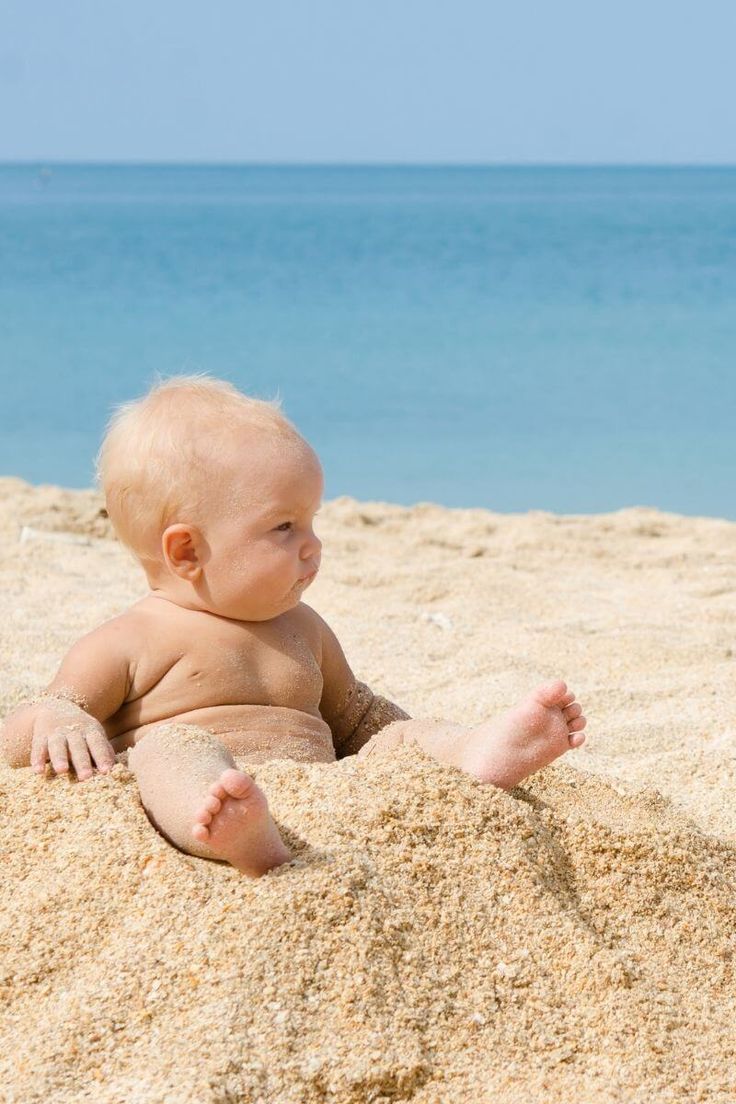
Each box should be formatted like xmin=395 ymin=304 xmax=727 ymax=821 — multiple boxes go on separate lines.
xmin=1 ymin=478 xmax=735 ymax=1104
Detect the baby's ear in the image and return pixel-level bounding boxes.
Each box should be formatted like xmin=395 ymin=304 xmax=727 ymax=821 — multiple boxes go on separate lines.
xmin=161 ymin=524 xmax=203 ymax=580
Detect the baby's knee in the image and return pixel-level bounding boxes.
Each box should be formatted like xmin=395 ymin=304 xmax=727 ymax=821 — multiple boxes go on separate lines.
xmin=128 ymin=723 xmax=231 ymax=775
xmin=357 ymin=720 xmax=413 ymax=760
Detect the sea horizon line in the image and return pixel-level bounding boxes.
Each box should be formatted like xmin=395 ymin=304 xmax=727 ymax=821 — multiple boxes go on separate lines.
xmin=1 ymin=159 xmax=736 ymax=170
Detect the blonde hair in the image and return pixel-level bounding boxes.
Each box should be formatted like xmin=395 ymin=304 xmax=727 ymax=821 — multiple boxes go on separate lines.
xmin=96 ymin=375 xmax=300 ymax=558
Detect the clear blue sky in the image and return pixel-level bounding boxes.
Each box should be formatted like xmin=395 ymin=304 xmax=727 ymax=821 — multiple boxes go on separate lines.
xmin=1 ymin=0 xmax=734 ymax=163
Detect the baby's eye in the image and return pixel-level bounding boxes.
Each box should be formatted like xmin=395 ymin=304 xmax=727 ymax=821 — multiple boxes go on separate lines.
xmin=274 ymin=521 xmax=293 ymax=532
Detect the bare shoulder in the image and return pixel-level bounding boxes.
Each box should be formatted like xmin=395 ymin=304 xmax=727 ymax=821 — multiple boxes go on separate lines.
xmin=291 ymin=601 xmax=326 ymax=632
xmin=78 ymin=601 xmax=153 ymax=655
xmin=109 ymin=597 xmax=194 ymax=683
xmin=55 ymin=599 xmax=169 ymax=683
xmin=41 ymin=602 xmax=162 ymax=718
xmin=285 ymin=602 xmax=330 ymax=658
xmin=292 ymin=603 xmax=353 ymax=678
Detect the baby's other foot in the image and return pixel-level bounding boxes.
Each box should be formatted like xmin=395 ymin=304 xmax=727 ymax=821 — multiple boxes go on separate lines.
xmin=191 ymin=769 xmax=291 ymax=876
xmin=461 ymin=680 xmax=587 ymax=790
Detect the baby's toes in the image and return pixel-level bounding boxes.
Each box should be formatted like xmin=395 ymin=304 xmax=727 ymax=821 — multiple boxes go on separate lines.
xmin=193 ymin=794 xmax=221 ymax=826
xmin=567 ymin=716 xmax=587 ymax=750
xmin=203 ymin=793 xmax=222 ymax=815
xmin=564 ymin=702 xmax=582 ymax=722
xmin=219 ymin=768 xmax=256 ymax=801
xmin=192 ymin=822 xmax=210 ymax=841
xmin=533 ymin=680 xmax=569 ymax=710
xmin=569 ymin=728 xmax=586 ymax=748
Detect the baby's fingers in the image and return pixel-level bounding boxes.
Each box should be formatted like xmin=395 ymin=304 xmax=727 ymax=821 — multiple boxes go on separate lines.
xmin=86 ymin=730 xmax=117 ymax=774
xmin=30 ymin=729 xmax=50 ymax=775
xmin=67 ymin=733 xmax=94 ymax=781
xmin=47 ymin=732 xmax=71 ymax=776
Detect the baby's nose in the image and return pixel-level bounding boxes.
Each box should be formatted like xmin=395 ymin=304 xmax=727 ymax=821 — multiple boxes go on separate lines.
xmin=302 ymin=530 xmax=322 ymax=558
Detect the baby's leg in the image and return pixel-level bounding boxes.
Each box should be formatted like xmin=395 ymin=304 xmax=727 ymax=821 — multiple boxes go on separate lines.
xmin=359 ymin=681 xmax=586 ymax=790
xmin=128 ymin=725 xmax=291 ymax=877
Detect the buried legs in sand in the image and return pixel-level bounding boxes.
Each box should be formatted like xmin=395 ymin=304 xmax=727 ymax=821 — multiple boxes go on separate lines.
xmin=128 ymin=727 xmax=292 ymax=878
xmin=363 ymin=680 xmax=587 ymax=791
xmin=129 ymin=681 xmax=585 ymax=878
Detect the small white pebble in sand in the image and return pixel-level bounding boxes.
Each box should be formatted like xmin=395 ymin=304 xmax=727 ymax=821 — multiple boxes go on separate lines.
xmin=495 ymin=962 xmax=518 ymax=979
xmin=469 ymin=1012 xmax=486 ymax=1025
xmin=421 ymin=611 xmax=454 ymax=631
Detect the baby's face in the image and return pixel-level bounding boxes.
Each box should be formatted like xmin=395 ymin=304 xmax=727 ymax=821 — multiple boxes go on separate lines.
xmin=199 ymin=433 xmax=323 ymax=622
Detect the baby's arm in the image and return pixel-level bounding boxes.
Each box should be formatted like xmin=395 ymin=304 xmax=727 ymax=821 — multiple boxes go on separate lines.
xmin=1 ymin=618 xmax=133 ymax=780
xmin=316 ymin=615 xmax=410 ymax=758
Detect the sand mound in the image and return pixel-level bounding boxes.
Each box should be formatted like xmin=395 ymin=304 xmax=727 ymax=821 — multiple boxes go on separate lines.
xmin=1 ymin=750 xmax=734 ymax=1104
xmin=0 ymin=477 xmax=113 ymax=542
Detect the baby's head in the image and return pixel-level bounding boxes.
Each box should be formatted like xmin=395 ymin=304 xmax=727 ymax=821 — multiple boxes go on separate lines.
xmin=97 ymin=376 xmax=323 ymax=619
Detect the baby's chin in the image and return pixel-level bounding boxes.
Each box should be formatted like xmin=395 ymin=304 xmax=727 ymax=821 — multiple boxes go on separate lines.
xmin=290 ymin=572 xmax=317 ymax=596
xmin=204 ymin=576 xmax=317 ymax=621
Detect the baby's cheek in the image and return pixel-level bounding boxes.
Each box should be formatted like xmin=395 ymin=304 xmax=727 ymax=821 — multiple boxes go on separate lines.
xmin=229 ymin=546 xmax=257 ymax=574
xmin=239 ymin=549 xmax=281 ymax=588
xmin=217 ymin=551 xmax=253 ymax=598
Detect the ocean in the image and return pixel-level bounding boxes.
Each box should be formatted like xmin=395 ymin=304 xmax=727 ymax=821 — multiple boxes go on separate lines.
xmin=0 ymin=164 xmax=734 ymax=517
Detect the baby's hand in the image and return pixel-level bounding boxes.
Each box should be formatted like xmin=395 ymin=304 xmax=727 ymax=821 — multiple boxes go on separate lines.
xmin=3 ymin=699 xmax=117 ymax=781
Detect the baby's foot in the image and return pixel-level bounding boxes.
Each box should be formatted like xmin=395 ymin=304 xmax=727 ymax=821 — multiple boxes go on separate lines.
xmin=191 ymin=769 xmax=292 ymax=877
xmin=460 ymin=681 xmax=586 ymax=790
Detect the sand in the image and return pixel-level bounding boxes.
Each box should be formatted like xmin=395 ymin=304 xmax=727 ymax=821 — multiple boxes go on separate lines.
xmin=1 ymin=477 xmax=735 ymax=1103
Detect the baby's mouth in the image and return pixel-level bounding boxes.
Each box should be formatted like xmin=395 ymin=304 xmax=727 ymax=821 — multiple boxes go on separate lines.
xmin=294 ymin=570 xmax=318 ymax=590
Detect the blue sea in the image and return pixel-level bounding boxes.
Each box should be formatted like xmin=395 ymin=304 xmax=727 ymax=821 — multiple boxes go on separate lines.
xmin=0 ymin=164 xmax=734 ymax=517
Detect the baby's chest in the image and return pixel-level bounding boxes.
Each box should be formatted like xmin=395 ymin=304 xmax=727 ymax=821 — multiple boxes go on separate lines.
xmin=164 ymin=624 xmax=324 ymax=711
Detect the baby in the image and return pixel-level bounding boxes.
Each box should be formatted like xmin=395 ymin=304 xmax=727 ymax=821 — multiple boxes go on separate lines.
xmin=1 ymin=377 xmax=587 ymax=876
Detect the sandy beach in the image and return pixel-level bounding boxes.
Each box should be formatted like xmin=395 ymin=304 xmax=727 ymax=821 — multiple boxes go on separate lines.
xmin=1 ymin=476 xmax=735 ymax=1103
